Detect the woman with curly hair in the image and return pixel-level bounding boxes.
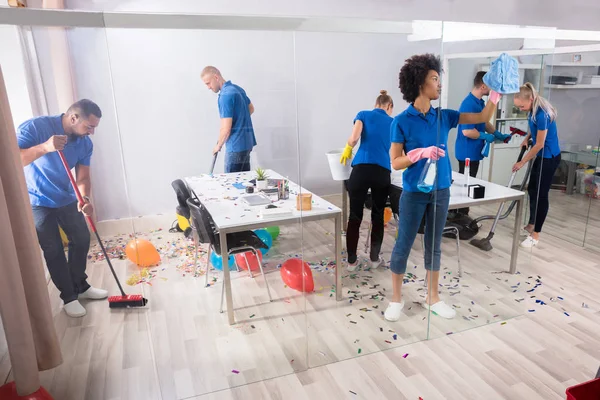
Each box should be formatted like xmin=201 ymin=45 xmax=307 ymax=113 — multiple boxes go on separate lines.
xmin=385 ymin=54 xmax=501 ymax=321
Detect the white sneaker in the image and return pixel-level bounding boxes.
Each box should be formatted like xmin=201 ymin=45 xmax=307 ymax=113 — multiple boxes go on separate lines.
xmin=423 ymin=301 xmax=456 ymax=319
xmin=347 ymin=260 xmax=361 ymax=272
xmin=384 ymin=301 xmax=405 ymax=322
xmin=520 ymin=236 xmax=539 ymax=248
xmin=521 ymin=228 xmax=532 ymax=237
xmin=79 ymin=287 xmax=108 ymax=300
xmin=64 ymin=300 xmax=86 ymax=318
xmin=369 ymin=257 xmax=385 ymax=270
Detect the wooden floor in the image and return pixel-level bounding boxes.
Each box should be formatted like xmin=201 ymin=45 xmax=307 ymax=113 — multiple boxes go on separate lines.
xmin=545 ymin=189 xmax=600 ymax=251
xmin=1 ymin=191 xmax=599 ymax=400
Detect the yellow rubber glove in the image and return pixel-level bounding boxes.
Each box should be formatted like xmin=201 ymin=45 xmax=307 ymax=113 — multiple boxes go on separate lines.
xmin=340 ymin=144 xmax=353 ymax=166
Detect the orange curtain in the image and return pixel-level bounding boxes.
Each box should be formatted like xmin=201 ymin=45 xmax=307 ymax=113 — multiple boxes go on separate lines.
xmin=0 ymin=67 xmax=62 ymax=395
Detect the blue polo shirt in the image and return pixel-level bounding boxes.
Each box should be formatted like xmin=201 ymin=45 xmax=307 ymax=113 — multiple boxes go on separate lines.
xmin=17 ymin=115 xmax=93 ymax=208
xmin=390 ymin=105 xmax=460 ymax=192
xmin=351 ymin=108 xmax=393 ymax=171
xmin=455 ymin=93 xmax=486 ymax=161
xmin=529 ymin=108 xmax=560 ymax=158
xmin=218 ymin=81 xmax=256 ymax=153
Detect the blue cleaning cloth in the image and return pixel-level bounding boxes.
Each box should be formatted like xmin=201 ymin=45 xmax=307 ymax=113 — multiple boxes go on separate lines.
xmin=483 ymin=53 xmax=520 ymax=94
xmin=481 ymin=141 xmax=490 ymax=158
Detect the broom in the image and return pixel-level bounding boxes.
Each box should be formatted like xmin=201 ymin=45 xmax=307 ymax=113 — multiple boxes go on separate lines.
xmin=58 ymin=151 xmax=147 ymax=308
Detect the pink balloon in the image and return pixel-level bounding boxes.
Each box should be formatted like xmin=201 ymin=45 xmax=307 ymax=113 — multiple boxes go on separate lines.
xmin=280 ymin=258 xmax=314 ymax=292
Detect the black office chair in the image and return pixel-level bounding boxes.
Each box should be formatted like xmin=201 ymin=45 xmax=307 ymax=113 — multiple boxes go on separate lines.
xmin=171 ymin=179 xmax=193 ymax=237
xmin=186 ymin=197 xmax=272 ymax=312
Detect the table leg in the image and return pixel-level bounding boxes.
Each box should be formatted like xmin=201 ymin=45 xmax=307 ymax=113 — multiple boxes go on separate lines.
xmin=341 ymin=181 xmax=348 ymax=232
xmin=335 ymin=213 xmax=343 ymax=301
xmin=509 ymin=198 xmax=523 ymax=274
xmin=220 ymin=234 xmax=235 ymax=325
xmin=566 ymin=161 xmax=576 ymax=195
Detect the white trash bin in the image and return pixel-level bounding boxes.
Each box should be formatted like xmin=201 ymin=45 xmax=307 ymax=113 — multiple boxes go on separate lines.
xmin=326 ymin=149 xmax=352 ymax=181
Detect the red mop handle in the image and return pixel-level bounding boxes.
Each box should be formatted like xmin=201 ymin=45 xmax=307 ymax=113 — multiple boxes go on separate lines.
xmin=57 ymin=150 xmax=97 ymax=233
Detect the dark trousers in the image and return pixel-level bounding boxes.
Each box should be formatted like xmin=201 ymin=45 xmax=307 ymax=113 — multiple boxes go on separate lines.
xmin=457 ymin=160 xmax=480 ymax=215
xmin=225 ymin=150 xmax=252 ymax=173
xmin=32 ymin=202 xmax=91 ymax=304
xmin=346 ymin=164 xmax=391 ymax=264
xmin=528 ymin=155 xmax=561 ymax=233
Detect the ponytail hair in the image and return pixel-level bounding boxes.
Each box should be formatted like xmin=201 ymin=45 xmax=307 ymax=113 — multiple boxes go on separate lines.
xmin=375 ymin=90 xmax=393 ymax=108
xmin=515 ymin=82 xmax=557 ymax=123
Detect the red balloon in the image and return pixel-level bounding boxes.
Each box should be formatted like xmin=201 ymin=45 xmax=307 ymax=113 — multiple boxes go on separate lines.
xmin=235 ymin=250 xmax=263 ymax=271
xmin=0 ymin=382 xmax=54 ymax=400
xmin=280 ymin=258 xmax=314 ymax=292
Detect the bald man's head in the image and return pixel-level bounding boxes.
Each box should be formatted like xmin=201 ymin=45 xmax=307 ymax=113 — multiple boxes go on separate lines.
xmin=201 ymin=66 xmax=224 ymax=93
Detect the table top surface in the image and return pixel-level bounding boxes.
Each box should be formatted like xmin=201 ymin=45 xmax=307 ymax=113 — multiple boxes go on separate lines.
xmin=185 ymin=170 xmax=341 ymax=232
xmin=391 ymin=170 xmax=525 ymax=208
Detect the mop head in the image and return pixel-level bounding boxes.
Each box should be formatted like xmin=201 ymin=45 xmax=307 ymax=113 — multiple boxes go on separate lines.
xmin=470 ymin=237 xmax=493 ymax=251
xmin=108 ymin=294 xmax=148 ymax=308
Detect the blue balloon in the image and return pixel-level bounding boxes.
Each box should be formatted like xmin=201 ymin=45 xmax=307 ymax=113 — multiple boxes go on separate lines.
xmin=210 ymin=251 xmax=235 ymax=271
xmin=254 ymin=229 xmax=273 ymax=255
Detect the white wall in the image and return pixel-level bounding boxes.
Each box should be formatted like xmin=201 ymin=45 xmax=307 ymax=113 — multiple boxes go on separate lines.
xmin=0 ymin=25 xmax=34 ymax=129
xmin=100 ymin=28 xmax=299 ymax=219
xmin=294 ymin=32 xmax=440 ymax=193
xmin=69 ymin=28 xmax=442 ymax=220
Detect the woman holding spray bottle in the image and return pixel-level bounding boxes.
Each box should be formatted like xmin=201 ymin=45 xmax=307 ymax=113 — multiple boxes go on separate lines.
xmin=385 ymin=54 xmax=501 ymax=321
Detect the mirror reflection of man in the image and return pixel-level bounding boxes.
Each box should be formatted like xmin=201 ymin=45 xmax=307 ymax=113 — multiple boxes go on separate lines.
xmin=201 ymin=66 xmax=256 ymax=173
xmin=455 ymin=71 xmax=510 ymax=215
xmin=18 ymin=99 xmax=108 ymax=318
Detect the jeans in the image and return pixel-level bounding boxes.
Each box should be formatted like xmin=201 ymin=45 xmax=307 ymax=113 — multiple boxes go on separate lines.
xmin=528 ymin=155 xmax=561 ymax=233
xmin=457 ymin=160 xmax=480 ymax=215
xmin=32 ymin=202 xmax=91 ymax=303
xmin=390 ymin=188 xmax=450 ymax=274
xmin=225 ymin=150 xmax=252 ymax=173
xmin=346 ymin=164 xmax=391 ymax=264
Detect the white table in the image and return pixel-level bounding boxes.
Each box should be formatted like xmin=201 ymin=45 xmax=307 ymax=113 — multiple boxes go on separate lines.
xmin=341 ymin=170 xmax=526 ymax=274
xmin=185 ymin=170 xmax=343 ymax=325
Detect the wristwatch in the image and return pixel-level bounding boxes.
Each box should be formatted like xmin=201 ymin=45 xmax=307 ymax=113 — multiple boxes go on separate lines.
xmin=82 ymin=196 xmax=91 ymax=203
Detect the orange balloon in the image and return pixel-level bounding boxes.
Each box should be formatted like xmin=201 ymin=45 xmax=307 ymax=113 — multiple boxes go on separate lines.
xmin=125 ymin=238 xmax=161 ymax=268
xmin=384 ymin=207 xmax=393 ymax=224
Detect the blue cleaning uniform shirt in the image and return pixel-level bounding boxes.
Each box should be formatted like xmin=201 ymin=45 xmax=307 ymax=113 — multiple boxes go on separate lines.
xmin=17 ymin=115 xmax=93 ymax=208
xmin=529 ymin=108 xmax=560 ymax=158
xmin=455 ymin=93 xmax=486 ymax=162
xmin=351 ymin=108 xmax=393 ymax=171
xmin=218 ymin=81 xmax=256 ymax=153
xmin=390 ymin=105 xmax=460 ymax=192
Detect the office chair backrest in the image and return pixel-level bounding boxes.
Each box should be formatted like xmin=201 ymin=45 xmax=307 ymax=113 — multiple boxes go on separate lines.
xmin=172 ymin=179 xmax=192 ymax=219
xmin=186 ymin=198 xmax=216 ymax=246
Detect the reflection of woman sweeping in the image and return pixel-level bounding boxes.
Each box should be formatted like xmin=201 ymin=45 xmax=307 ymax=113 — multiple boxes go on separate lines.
xmin=340 ymin=90 xmax=394 ymax=271
xmin=512 ymin=83 xmax=561 ymax=248
xmin=385 ymin=54 xmax=501 ymax=321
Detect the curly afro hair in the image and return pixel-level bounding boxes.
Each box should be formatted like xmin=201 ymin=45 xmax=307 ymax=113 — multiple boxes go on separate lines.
xmin=399 ymin=53 xmax=441 ymax=104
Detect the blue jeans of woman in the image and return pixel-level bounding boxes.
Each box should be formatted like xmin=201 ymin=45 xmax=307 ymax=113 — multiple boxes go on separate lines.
xmin=390 ymin=188 xmax=450 ymax=275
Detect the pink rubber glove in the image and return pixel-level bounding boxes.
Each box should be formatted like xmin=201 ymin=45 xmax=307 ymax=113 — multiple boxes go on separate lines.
xmin=489 ymin=90 xmax=501 ymax=105
xmin=407 ymin=146 xmax=446 ymax=163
